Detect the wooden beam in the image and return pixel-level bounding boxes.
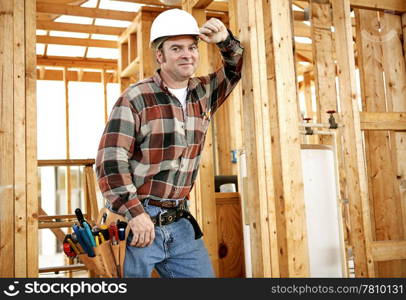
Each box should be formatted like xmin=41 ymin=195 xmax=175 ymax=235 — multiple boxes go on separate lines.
xmin=111 ymin=0 xmax=228 ymax=12
xmin=63 ymin=67 xmax=72 ymax=217
xmin=332 ymin=0 xmax=372 ymax=277
xmin=296 ymin=0 xmax=406 ymax=12
xmin=311 ymin=0 xmax=338 ymax=144
xmin=38 ymin=159 xmax=95 ymax=167
xmin=37 ymin=20 xmax=125 ymax=36
xmin=36 ymin=69 xmax=116 ymax=82
xmin=39 ymin=264 xmax=87 ymax=273
xmin=120 ymin=57 xmax=140 ymax=78
xmin=350 ymin=0 xmax=406 ymax=12
xmin=294 ymin=21 xmax=311 ymax=37
xmin=371 ymin=240 xmax=406 ymax=261
xmin=36 ymin=56 xmax=117 ymax=70
xmin=0 ymin=0 xmax=15 ymax=277
xmin=0 ymin=0 xmax=38 ymax=277
xmin=38 ymin=208 xmax=66 ymax=243
xmin=235 ymin=0 xmax=275 ymax=277
xmin=26 ymin=0 xmax=39 ymax=278
xmin=36 ymin=2 xmax=136 ymax=21
xmin=356 ymin=9 xmax=405 ymax=277
xmin=36 ymin=0 xmax=88 ymax=22
xmin=14 ymin=0 xmax=28 ymax=277
xmin=360 ymin=112 xmax=406 ymax=131
xmin=190 ymin=0 xmax=213 ymax=9
xmin=268 ymin=0 xmax=309 ymax=278
xmin=382 ymin=13 xmax=406 ymax=259
xmin=36 ymin=35 xmax=117 ymax=48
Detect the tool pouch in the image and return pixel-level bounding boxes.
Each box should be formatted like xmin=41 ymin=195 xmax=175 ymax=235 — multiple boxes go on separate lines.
xmin=93 ymin=241 xmax=119 ymax=278
xmin=96 ymin=207 xmax=129 ymax=278
xmin=78 ymin=253 xmax=108 ymax=277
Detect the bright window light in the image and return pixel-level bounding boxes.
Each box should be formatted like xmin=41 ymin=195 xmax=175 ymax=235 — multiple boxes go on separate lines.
xmin=81 ymin=0 xmax=98 ymax=7
xmin=295 ymin=36 xmax=312 ymax=44
xmin=37 ymin=81 xmax=67 ymax=159
xmin=47 ymin=45 xmax=86 ymax=57
xmin=100 ymin=0 xmax=141 ymax=12
xmin=292 ymin=4 xmax=304 ymax=11
xmin=69 ymin=82 xmax=105 ymax=159
xmin=36 ymin=29 xmax=47 ymax=35
xmin=36 ymin=44 xmax=45 ymax=55
xmin=86 ymin=47 xmax=118 ymax=59
xmin=95 ymin=18 xmax=131 ymax=28
xmin=91 ymin=34 xmax=118 ymax=41
xmin=55 ymin=15 xmax=93 ymax=24
xmin=50 ymin=31 xmax=89 ymax=39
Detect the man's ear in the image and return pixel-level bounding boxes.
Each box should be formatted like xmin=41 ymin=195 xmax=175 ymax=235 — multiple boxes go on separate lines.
xmin=156 ymin=49 xmax=163 ymax=64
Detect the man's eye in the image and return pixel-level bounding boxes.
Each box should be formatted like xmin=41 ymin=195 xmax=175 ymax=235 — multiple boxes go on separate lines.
xmin=171 ymin=47 xmax=180 ymax=52
xmin=189 ymin=46 xmax=198 ymax=51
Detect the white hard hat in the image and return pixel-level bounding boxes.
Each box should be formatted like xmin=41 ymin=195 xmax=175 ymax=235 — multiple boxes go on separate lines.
xmin=150 ymin=9 xmax=200 ymax=45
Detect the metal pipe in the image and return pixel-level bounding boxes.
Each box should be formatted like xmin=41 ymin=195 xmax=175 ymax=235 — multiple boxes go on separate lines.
xmin=299 ymin=123 xmax=344 ymax=129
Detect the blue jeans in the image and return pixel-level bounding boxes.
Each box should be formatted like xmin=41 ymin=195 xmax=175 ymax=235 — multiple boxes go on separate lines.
xmin=124 ymin=202 xmax=215 ymax=278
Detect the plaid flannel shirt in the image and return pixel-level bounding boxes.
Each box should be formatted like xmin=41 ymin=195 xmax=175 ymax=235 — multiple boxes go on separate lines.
xmin=96 ymin=33 xmax=244 ymax=220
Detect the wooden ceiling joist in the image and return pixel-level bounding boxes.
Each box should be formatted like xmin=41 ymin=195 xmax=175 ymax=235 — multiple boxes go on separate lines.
xmin=36 ymin=69 xmax=117 ymax=83
xmin=294 ymin=21 xmax=311 ymax=37
xmin=111 ymin=0 xmax=228 ymax=12
xmin=293 ymin=0 xmax=406 ymax=12
xmin=36 ymin=2 xmax=136 ymax=21
xmin=37 ymin=70 xmax=117 ymax=83
xmin=350 ymin=0 xmax=406 ymax=12
xmin=36 ymin=35 xmax=117 ymax=48
xmin=190 ymin=0 xmax=214 ymax=9
xmin=37 ymin=21 xmax=125 ymax=36
xmin=37 ymin=56 xmax=117 ymax=70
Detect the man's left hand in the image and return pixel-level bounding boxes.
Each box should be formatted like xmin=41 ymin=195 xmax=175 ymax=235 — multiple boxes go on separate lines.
xmin=199 ymin=18 xmax=229 ymax=44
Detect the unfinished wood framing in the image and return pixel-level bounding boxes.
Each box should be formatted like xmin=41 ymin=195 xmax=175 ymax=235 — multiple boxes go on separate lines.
xmin=36 ymin=20 xmax=125 ymax=36
xmin=37 ymin=56 xmax=117 ymax=70
xmin=355 ymin=8 xmax=406 ymax=277
xmin=3 ymin=0 xmax=406 ymax=279
xmin=268 ymin=0 xmax=310 ymax=277
xmin=310 ymin=0 xmax=338 ymax=144
xmin=36 ymin=2 xmax=136 ymax=21
xmin=0 ymin=0 xmax=38 ymax=277
xmin=235 ymin=0 xmax=276 ymax=277
xmin=36 ymin=69 xmax=117 ymax=83
xmin=118 ymin=7 xmax=159 ymax=91
xmin=332 ymin=0 xmax=372 ymax=277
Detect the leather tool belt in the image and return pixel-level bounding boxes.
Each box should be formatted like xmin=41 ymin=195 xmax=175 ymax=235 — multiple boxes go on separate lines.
xmin=148 ymin=200 xmax=203 ymax=240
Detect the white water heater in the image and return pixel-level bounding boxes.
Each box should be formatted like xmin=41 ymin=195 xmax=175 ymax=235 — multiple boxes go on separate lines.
xmin=301 ymin=144 xmax=345 ymax=277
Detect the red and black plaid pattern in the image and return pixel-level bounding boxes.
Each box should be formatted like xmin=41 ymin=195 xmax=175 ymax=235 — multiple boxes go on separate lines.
xmin=96 ymin=35 xmax=244 ymax=220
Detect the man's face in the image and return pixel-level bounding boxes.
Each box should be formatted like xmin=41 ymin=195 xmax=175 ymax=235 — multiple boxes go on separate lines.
xmin=156 ymin=35 xmax=199 ymax=83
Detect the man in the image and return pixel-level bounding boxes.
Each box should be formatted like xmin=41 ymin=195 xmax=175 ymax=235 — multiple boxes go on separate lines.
xmin=96 ymin=8 xmax=243 ymax=278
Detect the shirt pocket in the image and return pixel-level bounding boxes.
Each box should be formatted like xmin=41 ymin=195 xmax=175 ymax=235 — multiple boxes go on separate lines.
xmin=185 ymin=113 xmax=210 ymax=146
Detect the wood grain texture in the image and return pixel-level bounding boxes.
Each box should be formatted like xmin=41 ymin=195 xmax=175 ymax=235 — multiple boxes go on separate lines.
xmin=311 ymin=0 xmax=338 ymax=145
xmin=381 ymin=12 xmax=406 ymax=276
xmin=268 ymin=0 xmax=309 ymax=277
xmin=216 ymin=195 xmax=245 ymax=278
xmin=0 ymin=0 xmax=15 ymax=278
xmin=235 ymin=0 xmax=274 ymax=277
xmin=332 ymin=0 xmax=373 ymax=277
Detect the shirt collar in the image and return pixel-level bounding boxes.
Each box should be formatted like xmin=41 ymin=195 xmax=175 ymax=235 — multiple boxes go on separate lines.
xmin=153 ymin=69 xmax=199 ymax=92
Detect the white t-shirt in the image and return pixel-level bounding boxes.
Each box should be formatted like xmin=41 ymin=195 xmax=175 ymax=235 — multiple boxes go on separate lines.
xmin=168 ymin=87 xmax=187 ymax=111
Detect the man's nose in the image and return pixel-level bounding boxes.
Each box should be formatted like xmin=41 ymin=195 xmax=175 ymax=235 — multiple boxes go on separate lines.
xmin=180 ymin=48 xmax=194 ymax=58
